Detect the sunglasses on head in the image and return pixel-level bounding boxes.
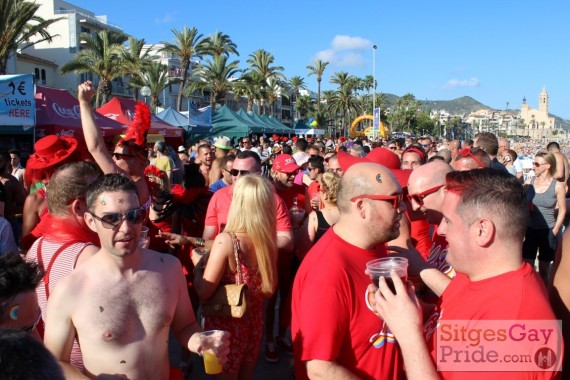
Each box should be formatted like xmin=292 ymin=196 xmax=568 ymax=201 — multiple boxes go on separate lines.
xmin=351 ymin=193 xmax=404 ymax=209
xmin=90 ymin=207 xmax=146 ymax=229
xmin=113 ymin=152 xmax=135 ymax=160
xmin=230 ymin=169 xmax=251 ymax=176
xmin=407 ymin=184 xmax=444 ymax=207
xmin=458 ymin=148 xmax=485 ymax=168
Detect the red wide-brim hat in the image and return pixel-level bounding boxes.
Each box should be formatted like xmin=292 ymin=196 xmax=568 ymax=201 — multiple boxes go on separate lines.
xmin=26 ymin=135 xmax=79 ymax=170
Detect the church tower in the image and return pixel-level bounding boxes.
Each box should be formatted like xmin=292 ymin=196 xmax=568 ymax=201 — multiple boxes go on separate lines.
xmin=539 ymin=86 xmax=549 ymax=115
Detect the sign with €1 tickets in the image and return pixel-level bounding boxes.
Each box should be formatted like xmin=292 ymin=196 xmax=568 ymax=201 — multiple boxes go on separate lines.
xmin=0 ymin=74 xmax=35 ymax=129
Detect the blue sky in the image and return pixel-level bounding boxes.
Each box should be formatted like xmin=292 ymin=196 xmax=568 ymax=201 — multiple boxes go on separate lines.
xmin=70 ymin=0 xmax=570 ymax=120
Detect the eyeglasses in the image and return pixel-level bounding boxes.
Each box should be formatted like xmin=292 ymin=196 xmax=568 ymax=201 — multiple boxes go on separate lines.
xmin=113 ymin=152 xmax=135 ymax=160
xmin=421 ymin=144 xmax=431 ymax=148
xmin=230 ymin=169 xmax=251 ymax=176
xmin=222 ymin=168 xmax=232 ymax=174
xmin=407 ymin=184 xmax=445 ymax=207
xmin=458 ymin=148 xmax=485 ymax=168
xmin=20 ymin=311 xmax=41 ymax=334
xmin=90 ymin=207 xmax=146 ymax=229
xmin=351 ymin=193 xmax=404 ymax=209
xmin=533 ymin=162 xmax=548 ymax=167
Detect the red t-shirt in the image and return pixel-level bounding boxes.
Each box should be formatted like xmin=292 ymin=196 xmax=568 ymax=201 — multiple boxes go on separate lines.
xmin=292 ymin=229 xmax=404 ymax=380
xmin=274 ymin=183 xmax=306 ymax=210
xmin=409 ymin=217 xmax=432 ymax=259
xmin=204 ymin=184 xmax=292 ymax=236
xmin=424 ymin=263 xmax=562 ymax=379
xmin=427 ymin=229 xmax=455 ymax=278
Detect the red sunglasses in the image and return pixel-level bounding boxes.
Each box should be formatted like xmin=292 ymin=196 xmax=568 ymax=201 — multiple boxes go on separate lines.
xmin=351 ymin=193 xmax=404 ymax=209
xmin=458 ymin=148 xmax=485 ymax=168
xmin=407 ymin=184 xmax=444 ymax=206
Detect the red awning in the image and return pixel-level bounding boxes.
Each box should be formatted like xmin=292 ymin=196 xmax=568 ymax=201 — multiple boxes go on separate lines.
xmin=35 ymin=85 xmax=126 ymax=142
xmin=96 ymin=97 xmax=184 ymax=140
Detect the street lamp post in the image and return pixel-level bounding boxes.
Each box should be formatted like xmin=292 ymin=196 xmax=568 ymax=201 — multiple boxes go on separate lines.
xmin=372 ymin=44 xmax=377 ymax=140
xmin=140 ymin=86 xmax=151 ymax=105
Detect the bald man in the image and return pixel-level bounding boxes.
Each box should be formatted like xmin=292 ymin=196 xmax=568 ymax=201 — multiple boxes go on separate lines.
xmin=451 ymin=147 xmax=491 ymax=171
xmin=292 ymin=162 xmax=405 ymax=380
xmin=396 ymin=161 xmax=455 ymax=301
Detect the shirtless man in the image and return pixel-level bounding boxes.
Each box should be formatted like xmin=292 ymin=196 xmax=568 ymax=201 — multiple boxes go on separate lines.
xmin=44 ymin=174 xmax=229 ymax=379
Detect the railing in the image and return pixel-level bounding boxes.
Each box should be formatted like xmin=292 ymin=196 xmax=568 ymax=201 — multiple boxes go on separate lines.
xmin=54 ymin=9 xmax=123 ymax=31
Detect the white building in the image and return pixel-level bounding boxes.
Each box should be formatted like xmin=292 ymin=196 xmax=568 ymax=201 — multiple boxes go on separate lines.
xmin=27 ymin=0 xmax=129 ymax=97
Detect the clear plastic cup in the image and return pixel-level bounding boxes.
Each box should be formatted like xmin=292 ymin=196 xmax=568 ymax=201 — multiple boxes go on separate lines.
xmin=201 ymin=330 xmax=224 ymax=374
xmin=366 ymin=257 xmax=408 ymax=293
xmin=138 ymin=226 xmax=149 ymax=248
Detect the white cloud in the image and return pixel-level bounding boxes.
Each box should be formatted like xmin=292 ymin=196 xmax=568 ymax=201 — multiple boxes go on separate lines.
xmin=331 ymin=35 xmax=372 ymax=51
xmin=154 ymin=12 xmax=177 ymax=25
xmin=315 ymin=49 xmax=336 ymax=63
xmin=337 ymin=52 xmax=366 ymax=67
xmin=312 ymin=35 xmax=372 ymax=68
xmin=444 ymin=77 xmax=480 ymax=88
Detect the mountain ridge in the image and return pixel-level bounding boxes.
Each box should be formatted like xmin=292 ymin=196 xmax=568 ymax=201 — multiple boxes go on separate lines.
xmin=381 ymin=94 xmax=570 ymax=129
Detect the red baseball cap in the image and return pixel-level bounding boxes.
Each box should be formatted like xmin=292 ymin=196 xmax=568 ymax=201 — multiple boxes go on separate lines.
xmin=273 ymin=154 xmax=300 ymax=173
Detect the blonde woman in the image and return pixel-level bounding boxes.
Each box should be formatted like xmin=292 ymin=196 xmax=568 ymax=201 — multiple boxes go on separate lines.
xmin=193 ymin=174 xmax=277 ymax=379
xmin=298 ymin=172 xmax=341 ymax=258
xmin=523 ymin=151 xmax=566 ymax=284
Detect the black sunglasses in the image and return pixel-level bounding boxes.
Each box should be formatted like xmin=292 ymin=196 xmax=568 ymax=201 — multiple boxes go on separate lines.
xmin=230 ymin=169 xmax=251 ymax=176
xmin=90 ymin=207 xmax=146 ymax=229
xmin=113 ymin=152 xmax=135 ymax=160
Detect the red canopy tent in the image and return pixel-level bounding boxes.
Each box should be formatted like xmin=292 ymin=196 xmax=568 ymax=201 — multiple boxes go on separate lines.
xmin=35 ymin=85 xmax=126 ymax=143
xmin=96 ymin=97 xmax=184 ymax=145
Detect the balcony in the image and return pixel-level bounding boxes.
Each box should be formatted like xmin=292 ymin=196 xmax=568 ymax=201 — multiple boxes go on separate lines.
xmin=55 ymin=9 xmax=123 ymax=33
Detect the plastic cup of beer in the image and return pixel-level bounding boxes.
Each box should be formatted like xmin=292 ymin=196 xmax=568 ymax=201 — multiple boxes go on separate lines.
xmin=202 ymin=330 xmax=223 ymax=375
xmin=192 ymin=247 xmax=209 ymax=258
xmin=138 ymin=226 xmax=149 ymax=247
xmin=366 ymin=257 xmax=409 ymax=294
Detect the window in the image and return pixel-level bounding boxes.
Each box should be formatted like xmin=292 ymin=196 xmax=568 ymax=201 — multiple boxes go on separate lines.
xmin=41 ymin=69 xmax=46 ymax=84
xmin=34 ymin=68 xmax=40 ymax=80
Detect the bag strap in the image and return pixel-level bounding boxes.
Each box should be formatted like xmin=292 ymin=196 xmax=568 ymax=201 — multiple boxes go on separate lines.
xmin=229 ymin=233 xmax=244 ymax=285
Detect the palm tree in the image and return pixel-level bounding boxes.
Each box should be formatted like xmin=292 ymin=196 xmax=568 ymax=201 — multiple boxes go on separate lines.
xmin=266 ymin=77 xmax=287 ymax=117
xmin=288 ymin=75 xmax=306 ymax=120
xmin=327 ymin=85 xmax=360 ymax=137
xmin=121 ymin=36 xmax=154 ymax=100
xmin=295 ymin=95 xmax=315 ymax=120
xmin=60 ymin=30 xmax=128 ymax=107
xmin=247 ymin=49 xmax=284 ymax=114
xmin=234 ymin=70 xmax=265 ymax=113
xmin=0 ymin=0 xmax=63 ymax=74
xmin=159 ymin=26 xmax=204 ymax=111
xmin=200 ymin=31 xmax=238 ymax=59
xmin=329 ymin=71 xmax=353 ymax=89
xmin=138 ymin=61 xmax=176 ymax=113
xmin=185 ymin=55 xmax=241 ymax=109
xmin=307 ymin=59 xmax=329 ymax=114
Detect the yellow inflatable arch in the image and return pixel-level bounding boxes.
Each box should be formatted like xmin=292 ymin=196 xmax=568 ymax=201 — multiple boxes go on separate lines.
xmin=350 ymin=115 xmax=388 ymax=138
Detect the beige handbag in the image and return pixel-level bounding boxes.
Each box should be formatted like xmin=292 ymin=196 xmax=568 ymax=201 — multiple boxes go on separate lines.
xmin=201 ymin=233 xmax=249 ymax=318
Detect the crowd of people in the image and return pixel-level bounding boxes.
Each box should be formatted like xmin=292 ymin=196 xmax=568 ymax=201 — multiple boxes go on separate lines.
xmin=1 ymin=80 xmax=570 ymax=379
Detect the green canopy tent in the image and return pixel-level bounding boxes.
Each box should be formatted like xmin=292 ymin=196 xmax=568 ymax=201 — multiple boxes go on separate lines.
xmin=235 ymin=109 xmax=267 ymax=132
xmin=212 ymin=105 xmax=263 ymax=140
xmin=264 ymin=115 xmax=292 ymax=135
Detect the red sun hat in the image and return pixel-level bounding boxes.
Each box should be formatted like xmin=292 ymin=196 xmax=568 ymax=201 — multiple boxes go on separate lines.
xmin=273 ymin=154 xmax=301 ymax=174
xmin=26 ymin=135 xmax=79 ymax=170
